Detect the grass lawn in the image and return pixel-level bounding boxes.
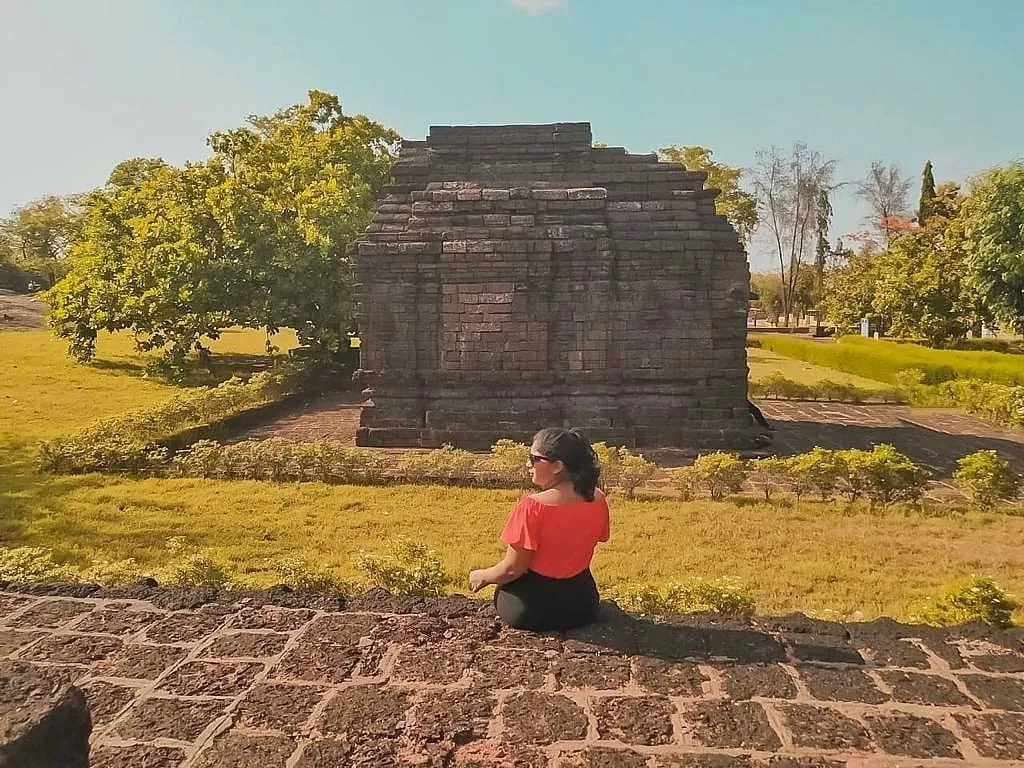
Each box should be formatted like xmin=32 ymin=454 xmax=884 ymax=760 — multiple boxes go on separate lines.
xmin=2 ymin=328 xmax=1023 ymax=623
xmin=753 ymin=334 xmax=1024 ymax=386
xmin=747 ymin=347 xmax=891 ymax=391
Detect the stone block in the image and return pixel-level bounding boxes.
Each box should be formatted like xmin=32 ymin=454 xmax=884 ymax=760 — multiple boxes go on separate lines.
xmin=0 ymin=661 xmax=90 ymax=768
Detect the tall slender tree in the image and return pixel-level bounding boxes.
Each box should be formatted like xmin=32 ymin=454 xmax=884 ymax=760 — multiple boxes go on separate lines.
xmin=856 ymin=161 xmax=912 ymax=246
xmin=918 ymin=160 xmax=936 ymax=226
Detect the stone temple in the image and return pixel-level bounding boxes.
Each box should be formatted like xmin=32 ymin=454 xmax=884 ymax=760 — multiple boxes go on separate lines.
xmin=352 ymin=123 xmax=753 ymax=449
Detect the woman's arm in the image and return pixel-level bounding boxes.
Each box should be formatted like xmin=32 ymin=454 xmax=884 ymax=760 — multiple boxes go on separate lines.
xmin=469 ymin=545 xmax=532 ymax=592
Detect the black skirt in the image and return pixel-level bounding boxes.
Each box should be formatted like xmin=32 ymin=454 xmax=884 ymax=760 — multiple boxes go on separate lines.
xmin=494 ymin=568 xmax=600 ymax=632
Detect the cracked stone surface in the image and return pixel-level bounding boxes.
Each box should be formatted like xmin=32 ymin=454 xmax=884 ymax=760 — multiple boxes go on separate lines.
xmin=2 ymin=586 xmax=1024 ymax=766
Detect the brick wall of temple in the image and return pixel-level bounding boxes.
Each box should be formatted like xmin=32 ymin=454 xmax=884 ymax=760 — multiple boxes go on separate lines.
xmin=352 ymin=123 xmax=754 ymax=449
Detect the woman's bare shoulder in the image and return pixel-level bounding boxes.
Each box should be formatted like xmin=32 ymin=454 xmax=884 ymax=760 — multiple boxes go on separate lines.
xmin=526 ymin=488 xmax=561 ymax=504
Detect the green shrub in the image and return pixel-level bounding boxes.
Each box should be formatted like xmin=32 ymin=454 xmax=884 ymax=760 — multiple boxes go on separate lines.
xmin=39 ymin=363 xmax=308 ymax=475
xmin=0 ymin=546 xmax=78 ymax=583
xmin=837 ymin=445 xmax=930 ymax=506
xmin=687 ymin=452 xmax=747 ymax=500
xmin=78 ymin=558 xmax=146 ymax=586
xmin=480 ymin=439 xmax=531 ymax=488
xmin=785 ymin=447 xmax=844 ymax=501
xmin=954 ymin=450 xmax=1022 ymax=507
xmin=397 ymin=444 xmax=477 ymax=485
xmin=670 ymin=466 xmax=700 ymax=501
xmin=609 ymin=578 xmax=755 ymax=616
xmin=746 ymin=457 xmax=790 ymax=501
xmin=272 ymin=557 xmax=351 ymax=595
xmin=749 ymin=374 xmax=902 ymax=404
xmin=157 ymin=537 xmax=231 ymax=589
xmin=355 ymin=539 xmax=448 ymax=597
xmin=918 ymin=575 xmax=1019 ymax=629
xmin=592 ymin=443 xmax=656 ymax=498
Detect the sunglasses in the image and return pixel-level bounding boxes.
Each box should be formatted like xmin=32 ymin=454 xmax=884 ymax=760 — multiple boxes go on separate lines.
xmin=527 ymin=453 xmax=555 ymax=467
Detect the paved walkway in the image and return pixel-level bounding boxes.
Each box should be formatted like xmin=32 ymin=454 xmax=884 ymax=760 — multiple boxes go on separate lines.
xmin=2 ymin=587 xmax=1023 ymax=767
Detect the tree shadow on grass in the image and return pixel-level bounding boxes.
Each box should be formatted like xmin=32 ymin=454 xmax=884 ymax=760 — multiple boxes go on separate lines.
xmin=87 ymin=352 xmax=287 ymax=388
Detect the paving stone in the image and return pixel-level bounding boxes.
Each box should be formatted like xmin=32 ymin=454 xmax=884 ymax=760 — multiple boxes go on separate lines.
xmin=143 ymin=611 xmax=226 ymax=643
xmin=201 ymin=631 xmax=290 ymax=659
xmin=231 ymin=606 xmax=315 ymax=631
xmin=864 ymin=712 xmax=961 ymax=759
xmin=317 ymin=683 xmax=410 ymax=740
xmin=192 ymin=730 xmax=297 ymax=767
xmin=293 ymin=739 xmax=352 ymax=768
xmin=73 ymin=608 xmax=163 ymax=635
xmin=0 ymin=594 xmax=34 ymax=620
xmin=236 ymin=682 xmax=327 ymax=732
xmin=392 ymin=642 xmax=475 ymax=684
xmin=633 ymin=657 xmax=707 ymax=696
xmin=594 ymin=695 xmax=675 ymax=745
xmin=954 ymin=712 xmax=1024 ymax=760
xmin=916 ymin=634 xmax=966 ymax=668
xmin=298 ymin=612 xmax=380 ymax=645
xmin=971 ymin=651 xmax=1024 ymax=673
xmin=565 ymin=619 xmax=639 ymax=655
xmin=25 ymin=661 xmax=89 ymax=685
xmin=493 ymin=625 xmax=561 ymax=651
xmin=470 ymin=647 xmax=550 ymax=689
xmin=409 ymin=688 xmax=495 ymax=743
xmin=853 ymin=637 xmax=929 ymax=669
xmin=879 ymin=670 xmax=975 ymax=706
xmin=797 ymin=665 xmax=888 ymax=703
xmin=959 ymin=673 xmax=1024 ymax=711
xmin=555 ymin=652 xmax=631 ymax=689
xmin=97 ymin=643 xmax=189 ymax=679
xmin=555 ymin=746 xmax=650 ymax=767
xmin=680 ymin=701 xmax=781 ymax=750
xmin=652 ymin=756 xmax=755 ymax=768
xmin=718 ymin=664 xmax=796 ymax=700
xmin=783 ymin=634 xmax=863 ymax=664
xmin=157 ymin=660 xmax=263 ymax=696
xmin=6 ymin=599 xmax=93 ymax=629
xmin=756 ymin=759 xmax=845 ymax=768
xmin=79 ymin=679 xmax=138 ymax=726
xmin=18 ymin=633 xmax=122 ymax=663
xmin=775 ymin=704 xmax=872 ymax=751
xmin=502 ymin=691 xmax=588 ymax=745
xmin=369 ymin=613 xmax=451 ymax=645
xmin=269 ymin=641 xmax=360 ymax=683
xmin=113 ymin=696 xmax=227 ymax=741
xmin=0 ymin=628 xmax=43 ymax=656
xmin=453 ymin=741 xmax=547 ymax=767
xmin=90 ymin=745 xmax=187 ymax=768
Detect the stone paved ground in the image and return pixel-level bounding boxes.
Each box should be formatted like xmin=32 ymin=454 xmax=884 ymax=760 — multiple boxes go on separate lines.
xmin=2 ymin=587 xmax=1024 ymax=767
xmin=758 ymin=402 xmax=1024 ymax=477
xmin=236 ymin=395 xmax=1024 ymax=480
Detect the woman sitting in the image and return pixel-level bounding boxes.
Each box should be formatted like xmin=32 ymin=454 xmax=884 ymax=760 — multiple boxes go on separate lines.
xmin=469 ymin=427 xmax=610 ymax=631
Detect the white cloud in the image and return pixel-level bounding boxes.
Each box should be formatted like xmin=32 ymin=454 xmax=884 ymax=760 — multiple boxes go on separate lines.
xmin=508 ymin=0 xmax=566 ymax=15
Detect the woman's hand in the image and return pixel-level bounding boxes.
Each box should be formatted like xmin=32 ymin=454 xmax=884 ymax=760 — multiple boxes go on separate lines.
xmin=468 ymin=569 xmax=490 ymax=593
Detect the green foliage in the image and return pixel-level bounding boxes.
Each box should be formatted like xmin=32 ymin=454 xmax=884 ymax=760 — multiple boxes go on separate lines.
xmin=919 ymin=160 xmax=936 ymax=226
xmin=271 ymin=557 xmax=350 ymax=595
xmin=481 ymin=439 xmax=532 ymax=488
xmin=785 ymin=447 xmax=844 ymax=501
xmin=0 ymin=546 xmax=77 ymax=582
xmin=753 ymin=334 xmax=1024 ymax=387
xmin=818 ymin=249 xmax=884 ymax=334
xmin=918 ymin=575 xmax=1018 ymax=629
xmin=609 ymin=578 xmax=755 ymax=617
xmin=894 ymin=370 xmax=1024 ymax=430
xmin=964 ymin=162 xmax=1024 ymax=334
xmin=684 ymin=452 xmax=746 ymax=501
xmin=45 ymin=91 xmax=399 ymax=370
xmin=837 ymin=445 xmax=930 ymax=506
xmin=355 ymin=539 xmax=447 ymax=597
xmin=954 ymin=451 xmax=1021 ymax=507
xmin=658 ymin=145 xmax=757 ymax=244
xmin=38 ymin=364 xmax=306 ymax=474
xmin=0 ymin=195 xmax=83 ymax=289
xmin=746 ymin=457 xmax=790 ymax=501
xmin=592 ymin=442 xmax=656 ymax=498
xmin=157 ymin=536 xmax=231 ymax=589
xmin=750 ymin=372 xmax=902 ymax=402
xmin=78 ymin=558 xmax=145 ymax=586
xmin=397 ymin=444 xmax=477 ymax=485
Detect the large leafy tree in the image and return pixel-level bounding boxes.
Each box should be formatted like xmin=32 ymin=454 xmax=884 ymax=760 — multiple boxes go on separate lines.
xmin=963 ymin=162 xmax=1024 ymax=334
xmin=46 ymin=91 xmax=399 ymax=369
xmin=819 ymin=248 xmax=885 ymax=333
xmin=657 ymin=145 xmax=758 ymax=244
xmin=0 ymin=195 xmax=83 ymax=288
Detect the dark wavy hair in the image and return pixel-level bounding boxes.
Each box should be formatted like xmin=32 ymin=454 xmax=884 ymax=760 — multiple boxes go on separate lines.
xmin=532 ymin=427 xmax=601 ymax=501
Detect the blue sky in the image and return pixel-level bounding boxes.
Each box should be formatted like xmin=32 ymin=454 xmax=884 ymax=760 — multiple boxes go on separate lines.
xmin=2 ymin=0 xmax=1021 ymax=270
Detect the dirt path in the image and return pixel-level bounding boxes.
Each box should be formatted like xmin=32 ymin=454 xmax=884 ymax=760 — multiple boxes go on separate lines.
xmin=2 ymin=586 xmax=1023 ymax=766
xmin=0 ymin=290 xmax=47 ymax=331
